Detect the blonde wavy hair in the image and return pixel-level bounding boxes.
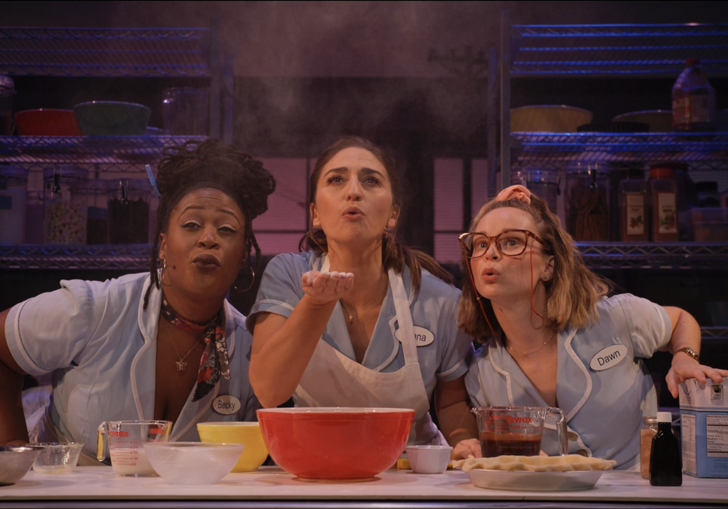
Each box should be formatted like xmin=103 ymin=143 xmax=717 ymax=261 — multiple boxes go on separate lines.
xmin=458 ymin=193 xmax=611 ymax=341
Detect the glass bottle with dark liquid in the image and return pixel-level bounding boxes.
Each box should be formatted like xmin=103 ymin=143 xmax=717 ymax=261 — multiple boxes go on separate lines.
xmin=480 ymin=431 xmax=541 ymax=457
xmin=649 ymin=411 xmax=682 ymax=486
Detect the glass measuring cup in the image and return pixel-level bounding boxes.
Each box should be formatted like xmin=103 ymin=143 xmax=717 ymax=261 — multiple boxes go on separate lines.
xmin=97 ymin=420 xmax=172 ymax=476
xmin=472 ymin=406 xmax=567 ymax=457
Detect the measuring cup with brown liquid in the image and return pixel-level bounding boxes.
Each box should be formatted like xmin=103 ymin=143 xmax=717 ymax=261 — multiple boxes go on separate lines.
xmin=472 ymin=406 xmax=568 ymax=457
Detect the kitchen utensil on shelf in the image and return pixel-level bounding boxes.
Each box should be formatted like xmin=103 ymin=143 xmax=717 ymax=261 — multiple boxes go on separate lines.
xmin=197 ymin=422 xmax=269 ymax=472
xmin=0 ymin=445 xmax=43 ymax=485
xmin=511 ymin=105 xmax=593 ymax=133
xmin=257 ymin=407 xmax=414 ymax=480
xmin=472 ymin=406 xmax=568 ymax=457
xmin=97 ymin=420 xmax=172 ymax=476
xmin=14 ymin=109 xmax=82 ymax=136
xmin=32 ymin=442 xmax=83 ymax=474
xmin=405 ymin=445 xmax=452 ymax=474
xmin=144 ymin=442 xmax=243 ymax=485
xmin=73 ymin=101 xmax=150 ymax=136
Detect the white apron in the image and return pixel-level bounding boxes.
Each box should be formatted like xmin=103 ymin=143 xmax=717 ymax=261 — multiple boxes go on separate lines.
xmin=293 ymin=258 xmax=443 ymax=445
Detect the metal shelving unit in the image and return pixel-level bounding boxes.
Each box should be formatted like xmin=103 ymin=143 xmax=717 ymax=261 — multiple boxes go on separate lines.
xmin=511 ymin=132 xmax=728 ymax=171
xmin=0 ymin=27 xmax=211 ymax=77
xmin=0 ymin=135 xmax=206 ymax=171
xmin=0 ymin=244 xmax=151 ymax=271
xmin=499 ymin=15 xmax=728 ymax=270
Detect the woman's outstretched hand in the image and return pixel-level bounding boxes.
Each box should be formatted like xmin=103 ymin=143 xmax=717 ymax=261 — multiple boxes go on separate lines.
xmin=666 ymin=360 xmax=728 ymax=398
xmin=451 ymin=438 xmax=481 ymax=460
xmin=301 ymin=270 xmax=355 ymax=307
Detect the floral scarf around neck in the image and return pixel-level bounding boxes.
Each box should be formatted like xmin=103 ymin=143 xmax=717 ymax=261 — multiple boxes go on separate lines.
xmin=160 ymin=294 xmax=230 ymax=401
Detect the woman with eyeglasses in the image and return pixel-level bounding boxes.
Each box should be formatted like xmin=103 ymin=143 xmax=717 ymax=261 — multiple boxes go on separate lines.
xmin=247 ymin=136 xmax=476 ymax=446
xmin=452 ymin=185 xmax=726 ymax=468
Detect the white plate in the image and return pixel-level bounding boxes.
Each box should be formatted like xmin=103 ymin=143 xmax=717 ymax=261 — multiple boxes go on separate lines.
xmin=466 ymin=469 xmax=604 ymax=491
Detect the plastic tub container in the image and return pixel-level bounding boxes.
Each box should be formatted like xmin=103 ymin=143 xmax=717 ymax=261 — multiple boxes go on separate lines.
xmin=107 ymin=178 xmax=151 ymax=244
xmin=511 ymin=167 xmax=559 ymax=214
xmin=0 ymin=166 xmax=29 ymax=244
xmin=14 ymin=109 xmax=82 ymax=136
xmin=43 ymin=166 xmax=88 ymax=244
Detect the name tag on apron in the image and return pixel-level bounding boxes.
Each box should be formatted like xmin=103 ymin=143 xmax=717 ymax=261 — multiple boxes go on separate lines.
xmin=589 ymin=344 xmax=628 ymax=371
xmin=212 ymin=395 xmax=241 ymax=415
xmin=394 ymin=326 xmax=434 ymax=347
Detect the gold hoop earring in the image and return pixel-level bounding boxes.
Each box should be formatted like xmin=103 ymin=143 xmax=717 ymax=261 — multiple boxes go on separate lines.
xmin=160 ymin=258 xmax=172 ymax=286
xmin=233 ymin=266 xmax=255 ymax=292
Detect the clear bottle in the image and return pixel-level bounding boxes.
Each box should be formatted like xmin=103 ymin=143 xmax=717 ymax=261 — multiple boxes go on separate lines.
xmin=618 ymin=169 xmax=648 ymax=242
xmin=649 ymin=411 xmax=682 ymax=486
xmin=640 ymin=416 xmax=658 ymax=479
xmin=672 ymin=58 xmax=716 ymax=132
xmin=43 ymin=166 xmax=89 ymax=245
xmin=648 ymin=165 xmax=679 ymax=242
xmin=0 ymin=166 xmax=29 ymax=244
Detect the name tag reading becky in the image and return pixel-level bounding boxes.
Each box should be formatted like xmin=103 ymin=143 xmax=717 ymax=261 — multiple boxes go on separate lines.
xmin=589 ymin=344 xmax=628 ymax=371
xmin=394 ymin=326 xmax=435 ymax=347
xmin=212 ymin=395 xmax=241 ymax=415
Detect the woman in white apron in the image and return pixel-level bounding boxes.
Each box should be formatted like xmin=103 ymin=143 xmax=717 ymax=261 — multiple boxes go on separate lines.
xmin=248 ymin=136 xmax=477 ymax=446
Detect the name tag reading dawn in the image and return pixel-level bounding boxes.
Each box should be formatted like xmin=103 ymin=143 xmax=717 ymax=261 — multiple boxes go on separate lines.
xmin=394 ymin=326 xmax=434 ymax=346
xmin=213 ymin=395 xmax=241 ymax=415
xmin=590 ymin=344 xmax=628 ymax=371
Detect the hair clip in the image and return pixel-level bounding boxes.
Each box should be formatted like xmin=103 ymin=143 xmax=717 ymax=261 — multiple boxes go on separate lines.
xmin=496 ymin=184 xmax=531 ymax=204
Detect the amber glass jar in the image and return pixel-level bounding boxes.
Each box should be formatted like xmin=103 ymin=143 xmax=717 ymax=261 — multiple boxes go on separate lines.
xmin=648 ymin=164 xmax=679 ymax=242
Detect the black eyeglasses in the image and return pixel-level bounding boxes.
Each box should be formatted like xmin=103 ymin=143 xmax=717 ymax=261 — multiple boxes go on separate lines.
xmin=458 ymin=229 xmax=548 ymax=259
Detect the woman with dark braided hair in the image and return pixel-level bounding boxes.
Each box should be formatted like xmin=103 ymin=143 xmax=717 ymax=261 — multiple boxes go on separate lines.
xmin=0 ymin=139 xmax=276 ymax=464
xmin=248 ymin=136 xmax=477 ymax=447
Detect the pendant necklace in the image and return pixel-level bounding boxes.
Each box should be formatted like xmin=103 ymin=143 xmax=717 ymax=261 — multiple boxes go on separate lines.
xmin=507 ymin=332 xmax=556 ymax=357
xmin=165 ymin=328 xmax=202 ymax=372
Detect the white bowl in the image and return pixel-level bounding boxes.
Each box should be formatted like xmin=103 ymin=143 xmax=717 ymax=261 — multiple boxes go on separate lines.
xmin=144 ymin=442 xmax=243 ymax=485
xmin=405 ymin=445 xmax=452 ymax=474
xmin=33 ymin=442 xmax=83 ymax=474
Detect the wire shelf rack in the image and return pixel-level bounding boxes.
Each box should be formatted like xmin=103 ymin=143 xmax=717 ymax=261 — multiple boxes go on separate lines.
xmin=578 ymin=242 xmax=728 ymax=270
xmin=510 ymin=132 xmax=728 ymax=170
xmin=0 ymin=27 xmax=210 ymax=77
xmin=1 ymin=242 xmax=726 ymax=271
xmin=511 ymin=23 xmax=728 ymax=76
xmin=0 ymin=135 xmax=206 ymax=171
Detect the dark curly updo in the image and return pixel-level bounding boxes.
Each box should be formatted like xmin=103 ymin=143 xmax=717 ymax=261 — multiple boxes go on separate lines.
xmin=143 ymin=139 xmax=276 ymax=308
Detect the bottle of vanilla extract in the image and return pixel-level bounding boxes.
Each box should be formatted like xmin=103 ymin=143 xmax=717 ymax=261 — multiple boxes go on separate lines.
xmin=649 ymin=411 xmax=682 ymax=486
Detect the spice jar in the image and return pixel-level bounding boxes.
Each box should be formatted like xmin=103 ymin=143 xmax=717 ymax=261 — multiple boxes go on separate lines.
xmin=43 ymin=166 xmax=89 ymax=244
xmin=618 ymin=168 xmax=648 ymax=242
xmin=0 ymin=166 xmax=29 ymax=244
xmin=25 ymin=190 xmax=43 ymax=244
xmin=86 ymin=179 xmax=109 ymax=245
xmin=640 ymin=416 xmax=658 ymax=479
xmin=511 ymin=167 xmax=559 ymax=214
xmin=107 ymin=178 xmax=151 ymax=244
xmin=566 ymin=162 xmax=610 ymax=241
xmin=648 ymin=164 xmax=679 ymax=242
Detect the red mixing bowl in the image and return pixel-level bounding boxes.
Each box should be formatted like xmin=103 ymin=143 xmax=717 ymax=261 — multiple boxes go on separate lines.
xmin=257 ymin=407 xmax=414 ymax=480
xmin=14 ymin=109 xmax=82 ymax=136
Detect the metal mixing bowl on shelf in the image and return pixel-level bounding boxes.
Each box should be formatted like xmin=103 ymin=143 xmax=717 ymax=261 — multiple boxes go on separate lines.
xmin=0 ymin=445 xmax=44 ymax=485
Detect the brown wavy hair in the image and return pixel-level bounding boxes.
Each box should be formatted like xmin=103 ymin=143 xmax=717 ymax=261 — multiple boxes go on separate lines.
xmin=144 ymin=139 xmax=276 ymax=308
xmin=458 ymin=192 xmax=611 ymax=341
xmin=299 ymin=136 xmax=452 ymax=293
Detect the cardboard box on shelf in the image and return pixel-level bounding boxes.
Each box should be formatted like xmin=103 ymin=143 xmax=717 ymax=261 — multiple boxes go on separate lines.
xmin=679 ymin=379 xmax=728 ymax=478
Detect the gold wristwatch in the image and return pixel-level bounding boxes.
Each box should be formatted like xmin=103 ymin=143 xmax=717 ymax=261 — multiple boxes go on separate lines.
xmin=678 ymin=346 xmax=700 ymax=363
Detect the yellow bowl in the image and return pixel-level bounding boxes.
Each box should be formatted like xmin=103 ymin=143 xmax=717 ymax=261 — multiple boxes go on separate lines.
xmin=196 ymin=422 xmax=268 ymax=472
